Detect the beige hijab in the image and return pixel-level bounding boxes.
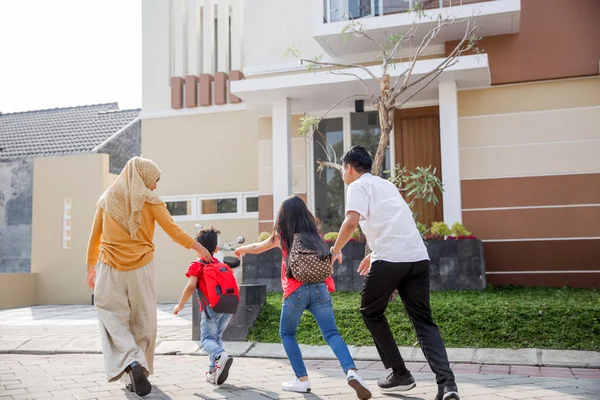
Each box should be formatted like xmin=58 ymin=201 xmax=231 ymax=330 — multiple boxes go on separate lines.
xmin=97 ymin=157 xmax=164 ymax=239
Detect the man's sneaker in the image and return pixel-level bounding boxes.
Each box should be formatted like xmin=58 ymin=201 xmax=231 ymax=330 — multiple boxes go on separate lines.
xmin=377 ymin=370 xmax=416 ymax=392
xmin=205 ymin=370 xmax=216 ymax=385
xmin=281 ymin=378 xmax=312 ymax=393
xmin=435 ymin=383 xmax=460 ymax=400
xmin=215 ymin=353 xmax=233 ymax=385
xmin=347 ymin=370 xmax=372 ymax=400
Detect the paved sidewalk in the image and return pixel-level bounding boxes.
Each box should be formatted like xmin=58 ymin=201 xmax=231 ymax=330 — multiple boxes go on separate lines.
xmin=1 ymin=353 xmax=599 ymax=400
xmin=1 ymin=305 xmax=599 ymax=369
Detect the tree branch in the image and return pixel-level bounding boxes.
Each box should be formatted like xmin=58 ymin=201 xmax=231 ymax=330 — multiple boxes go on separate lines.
xmin=388 ymin=14 xmax=478 ymax=107
xmin=329 ymin=70 xmax=375 ymax=98
xmin=316 ymin=160 xmax=342 ymax=172
xmin=395 ymin=68 xmax=445 ymax=108
xmin=320 ymin=92 xmax=371 ymax=123
xmin=298 ymin=56 xmax=379 ymax=82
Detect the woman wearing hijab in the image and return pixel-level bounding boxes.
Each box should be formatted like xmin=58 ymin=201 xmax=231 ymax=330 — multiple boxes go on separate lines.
xmin=86 ymin=157 xmax=212 ymax=397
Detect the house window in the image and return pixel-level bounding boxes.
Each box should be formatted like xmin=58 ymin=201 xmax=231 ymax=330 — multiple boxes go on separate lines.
xmin=245 ymin=196 xmax=259 ymax=213
xmin=162 ymin=192 xmax=259 ymax=221
xmin=310 ymin=111 xmax=390 ymax=232
xmin=165 ymin=200 xmax=192 ymax=216
xmin=200 ymin=197 xmax=238 ymax=215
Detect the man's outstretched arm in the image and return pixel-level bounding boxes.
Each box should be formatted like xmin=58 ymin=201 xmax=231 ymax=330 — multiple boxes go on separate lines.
xmin=332 ymin=211 xmax=361 ymax=254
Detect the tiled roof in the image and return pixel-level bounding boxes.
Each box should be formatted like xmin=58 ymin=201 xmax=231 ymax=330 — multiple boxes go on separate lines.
xmin=0 ymin=103 xmax=140 ymax=160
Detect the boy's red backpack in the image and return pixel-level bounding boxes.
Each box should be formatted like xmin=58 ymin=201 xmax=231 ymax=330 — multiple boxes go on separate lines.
xmin=196 ymin=259 xmax=240 ymax=319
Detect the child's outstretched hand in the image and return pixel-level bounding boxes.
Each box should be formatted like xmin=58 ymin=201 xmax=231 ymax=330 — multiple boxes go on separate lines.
xmin=173 ymin=304 xmax=184 ymax=315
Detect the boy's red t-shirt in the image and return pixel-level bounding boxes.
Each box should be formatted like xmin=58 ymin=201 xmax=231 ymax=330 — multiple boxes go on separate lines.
xmin=281 ymin=248 xmax=335 ymax=298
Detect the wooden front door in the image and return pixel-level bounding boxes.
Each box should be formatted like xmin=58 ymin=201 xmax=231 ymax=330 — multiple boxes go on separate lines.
xmin=394 ymin=106 xmax=443 ymax=227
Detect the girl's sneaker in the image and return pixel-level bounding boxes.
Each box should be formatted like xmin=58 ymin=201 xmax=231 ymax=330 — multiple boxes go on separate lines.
xmin=347 ymin=370 xmax=372 ymax=399
xmin=281 ymin=378 xmax=312 ymax=393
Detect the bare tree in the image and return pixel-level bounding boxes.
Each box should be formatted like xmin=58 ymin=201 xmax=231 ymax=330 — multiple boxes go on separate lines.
xmin=287 ymin=1 xmax=482 ymax=177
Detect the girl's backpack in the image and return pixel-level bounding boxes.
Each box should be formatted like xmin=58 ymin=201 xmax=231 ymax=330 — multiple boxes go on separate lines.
xmin=287 ymin=233 xmax=333 ymax=283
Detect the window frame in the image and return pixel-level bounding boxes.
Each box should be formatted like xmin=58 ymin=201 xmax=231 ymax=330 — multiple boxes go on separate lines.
xmin=162 ymin=192 xmax=259 ymax=221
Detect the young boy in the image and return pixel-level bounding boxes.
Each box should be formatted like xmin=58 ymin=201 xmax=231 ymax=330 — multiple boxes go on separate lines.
xmin=173 ymin=227 xmax=234 ymax=386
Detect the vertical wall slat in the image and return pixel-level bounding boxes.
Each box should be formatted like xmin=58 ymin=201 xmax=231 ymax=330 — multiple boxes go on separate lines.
xmin=230 ymin=0 xmax=243 ymax=71
xmin=202 ymin=0 xmax=215 ymax=75
xmin=218 ymin=0 xmax=230 ymax=71
xmin=188 ymin=0 xmax=201 ymax=75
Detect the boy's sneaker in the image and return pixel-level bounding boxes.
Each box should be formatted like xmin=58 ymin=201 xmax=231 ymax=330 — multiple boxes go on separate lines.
xmin=281 ymin=378 xmax=312 ymax=393
xmin=205 ymin=370 xmax=216 ymax=385
xmin=347 ymin=370 xmax=372 ymax=399
xmin=377 ymin=370 xmax=416 ymax=392
xmin=435 ymin=383 xmax=460 ymax=400
xmin=215 ymin=353 xmax=233 ymax=385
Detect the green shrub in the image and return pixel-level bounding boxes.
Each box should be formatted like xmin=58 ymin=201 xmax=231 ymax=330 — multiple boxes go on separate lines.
xmin=324 ymin=232 xmax=339 ymax=242
xmin=258 ymin=231 xmax=270 ymax=241
xmin=450 ymin=222 xmax=471 ymax=237
xmin=430 ymin=221 xmax=451 ymax=237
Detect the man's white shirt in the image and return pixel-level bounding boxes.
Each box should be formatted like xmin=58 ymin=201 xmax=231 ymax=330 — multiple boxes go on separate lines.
xmin=345 ymin=173 xmax=429 ymax=263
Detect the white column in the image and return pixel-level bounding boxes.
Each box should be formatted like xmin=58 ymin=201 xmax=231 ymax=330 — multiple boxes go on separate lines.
xmin=202 ymin=0 xmax=215 ymax=74
xmin=172 ymin=0 xmax=187 ymax=77
xmin=230 ymin=0 xmax=243 ymax=71
xmin=187 ymin=0 xmax=201 ymax=75
xmin=217 ymin=0 xmax=230 ymax=71
xmin=272 ymin=99 xmax=293 ymax=218
xmin=438 ymin=81 xmax=462 ymax=224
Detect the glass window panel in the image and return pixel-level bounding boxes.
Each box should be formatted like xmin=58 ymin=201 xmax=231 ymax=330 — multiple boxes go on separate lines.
xmin=350 ymin=111 xmax=391 ymax=178
xmin=201 ymin=198 xmax=238 ymax=214
xmin=313 ymin=118 xmax=345 ymax=233
xmin=165 ymin=200 xmax=191 ymax=216
xmin=246 ymin=196 xmax=259 ymax=213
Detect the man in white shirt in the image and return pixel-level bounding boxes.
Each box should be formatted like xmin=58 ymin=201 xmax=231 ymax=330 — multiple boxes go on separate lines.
xmin=330 ymin=146 xmax=458 ymax=400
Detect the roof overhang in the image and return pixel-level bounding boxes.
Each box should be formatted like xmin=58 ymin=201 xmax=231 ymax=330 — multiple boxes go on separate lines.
xmin=312 ymin=0 xmax=521 ymax=57
xmin=231 ymin=54 xmax=490 ymax=115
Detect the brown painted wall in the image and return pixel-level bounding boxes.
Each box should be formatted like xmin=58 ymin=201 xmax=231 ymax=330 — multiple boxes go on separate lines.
xmin=487 ymin=272 xmax=600 ymax=288
xmin=463 ymin=206 xmax=600 ymax=241
xmin=462 ymin=173 xmax=600 ymax=209
xmin=446 ymin=0 xmax=600 ymax=84
xmin=484 ymin=240 xmax=600 ymax=273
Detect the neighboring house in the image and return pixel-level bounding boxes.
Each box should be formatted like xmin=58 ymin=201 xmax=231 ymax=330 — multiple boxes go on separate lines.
xmin=0 ymin=103 xmax=139 ymax=306
xmin=141 ymin=0 xmax=599 ymax=296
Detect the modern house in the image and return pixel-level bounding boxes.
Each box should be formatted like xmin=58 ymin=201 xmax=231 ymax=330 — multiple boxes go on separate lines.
xmin=0 ymin=103 xmax=140 ymax=306
xmin=141 ymin=0 xmax=599 ymax=297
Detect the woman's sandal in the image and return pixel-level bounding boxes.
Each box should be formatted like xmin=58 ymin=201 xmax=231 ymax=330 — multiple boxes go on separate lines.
xmin=125 ymin=362 xmax=152 ymax=397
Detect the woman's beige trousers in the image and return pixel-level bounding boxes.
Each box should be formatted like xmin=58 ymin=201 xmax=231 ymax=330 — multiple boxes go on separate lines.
xmin=94 ymin=261 xmax=156 ymax=382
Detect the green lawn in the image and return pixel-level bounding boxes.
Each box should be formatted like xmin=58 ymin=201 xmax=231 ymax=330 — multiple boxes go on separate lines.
xmin=248 ymin=286 xmax=600 ymax=351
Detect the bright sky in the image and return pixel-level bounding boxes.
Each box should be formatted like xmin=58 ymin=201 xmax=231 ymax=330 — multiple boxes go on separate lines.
xmin=0 ymin=0 xmax=141 ymax=113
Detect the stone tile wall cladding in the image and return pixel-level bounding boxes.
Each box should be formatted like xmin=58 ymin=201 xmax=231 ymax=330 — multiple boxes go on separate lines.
xmin=426 ymin=240 xmax=486 ymax=291
xmin=242 ymin=240 xmax=486 ymax=292
xmin=95 ymin=120 xmax=141 ymax=174
xmin=0 ymin=159 xmax=33 ymax=273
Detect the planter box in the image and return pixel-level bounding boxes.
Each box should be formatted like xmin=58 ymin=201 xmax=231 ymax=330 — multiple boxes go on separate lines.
xmin=426 ymin=239 xmax=486 ymax=291
xmin=242 ymin=242 xmax=366 ymax=292
xmin=241 ymin=239 xmax=485 ymax=292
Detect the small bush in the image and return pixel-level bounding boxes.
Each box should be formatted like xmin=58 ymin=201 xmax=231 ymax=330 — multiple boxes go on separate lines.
xmin=258 ymin=231 xmax=270 ymax=241
xmin=416 ymin=222 xmax=428 ymax=237
xmin=450 ymin=222 xmax=471 ymax=237
xmin=324 ymin=232 xmax=339 ymax=242
xmin=430 ymin=221 xmax=451 ymax=237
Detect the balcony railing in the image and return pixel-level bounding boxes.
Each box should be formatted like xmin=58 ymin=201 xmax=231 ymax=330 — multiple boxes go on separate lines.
xmin=323 ymin=0 xmax=495 ymax=23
